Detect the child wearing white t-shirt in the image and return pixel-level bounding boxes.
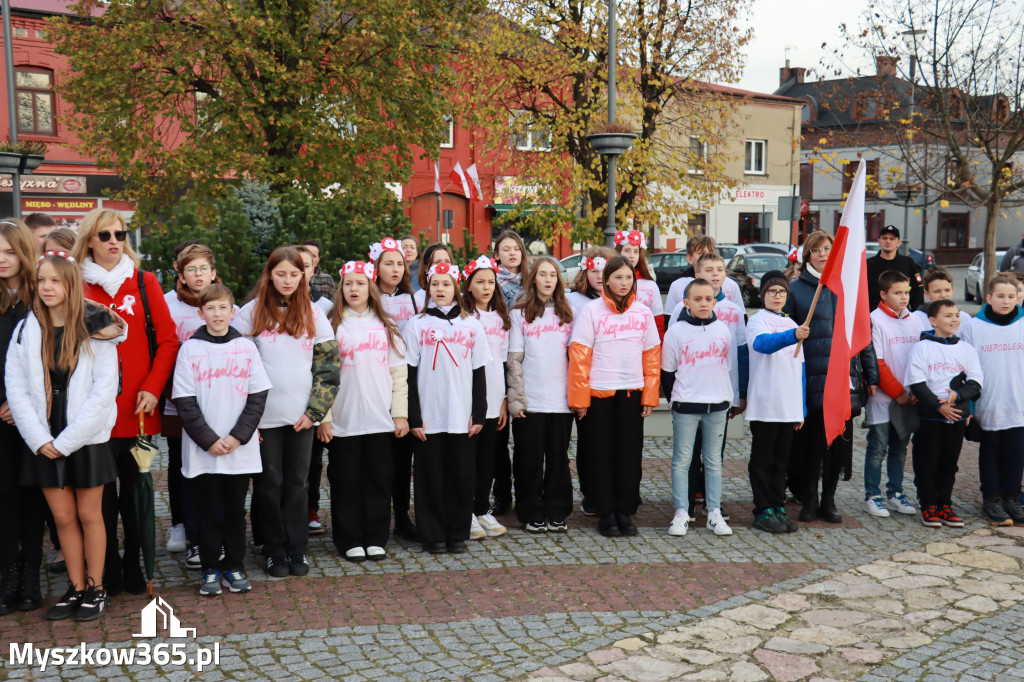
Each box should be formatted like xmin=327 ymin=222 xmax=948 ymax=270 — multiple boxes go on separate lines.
xmin=745 ymin=272 xmax=807 ymax=535
xmin=506 ymin=257 xmax=575 ymax=533
xmin=322 ymin=261 xmax=409 ymax=562
xmin=402 ymin=261 xmax=491 ymax=554
xmin=172 ymin=284 xmax=272 ymax=596
xmin=234 ymin=246 xmax=340 ymax=579
xmin=461 ymin=255 xmax=510 ymax=540
xmin=371 ymin=237 xmax=421 ymax=542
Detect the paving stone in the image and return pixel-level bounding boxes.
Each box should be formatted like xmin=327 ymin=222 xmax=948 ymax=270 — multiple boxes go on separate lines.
xmin=801 ymin=609 xmax=870 ymax=627
xmin=719 ymin=604 xmax=791 ymax=629
xmin=599 ymin=655 xmax=694 ymax=682
xmin=753 ymin=649 xmax=820 ymax=682
xmin=764 ymin=637 xmax=828 ymax=655
xmin=728 ymin=662 xmax=769 ymax=682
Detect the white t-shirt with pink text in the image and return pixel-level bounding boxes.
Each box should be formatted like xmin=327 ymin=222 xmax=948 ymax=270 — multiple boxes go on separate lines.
xmin=661 ymin=318 xmax=733 ymax=405
xmin=635 ymin=278 xmax=664 ymax=317
xmin=570 ymin=298 xmax=660 ymax=391
xmin=172 ymin=334 xmax=273 ymax=478
xmin=234 ymin=300 xmax=335 ymax=428
xmin=381 ymin=290 xmax=419 ymax=331
xmin=331 ymin=311 xmax=406 ymax=437
xmin=164 ymin=291 xmax=239 ymax=416
xmin=476 ymin=309 xmax=510 ymax=420
xmin=509 ymin=306 xmax=572 ymax=413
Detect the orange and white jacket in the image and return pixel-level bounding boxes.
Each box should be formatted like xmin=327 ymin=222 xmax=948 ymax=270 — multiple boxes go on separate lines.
xmin=567 ymin=292 xmax=660 ymax=409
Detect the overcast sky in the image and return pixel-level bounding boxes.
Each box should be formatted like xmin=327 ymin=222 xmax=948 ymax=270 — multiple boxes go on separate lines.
xmin=735 ymin=0 xmax=873 ymax=93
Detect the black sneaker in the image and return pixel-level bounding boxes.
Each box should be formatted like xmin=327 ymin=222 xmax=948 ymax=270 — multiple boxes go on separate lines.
xmin=184 ymin=545 xmax=202 ymax=570
xmin=580 ymin=499 xmax=598 ymax=516
xmin=488 ymin=499 xmax=512 ymax=516
xmin=524 ymin=520 xmax=547 ymax=534
xmin=752 ymin=510 xmax=787 ymax=534
xmin=73 ymin=584 xmax=109 ymax=622
xmin=265 ymin=555 xmax=289 ymax=578
xmin=288 ymin=554 xmax=310 ymax=577
xmin=1003 ymin=496 xmax=1024 ymax=526
xmin=774 ymin=507 xmax=798 ymax=533
xmin=616 ymin=513 xmax=638 ymax=536
xmin=46 ymin=584 xmax=85 ymax=621
xmin=546 ymin=519 xmax=568 ymax=533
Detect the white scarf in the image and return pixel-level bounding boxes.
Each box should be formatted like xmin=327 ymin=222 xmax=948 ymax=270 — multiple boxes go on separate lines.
xmin=81 ymin=254 xmax=135 ymax=298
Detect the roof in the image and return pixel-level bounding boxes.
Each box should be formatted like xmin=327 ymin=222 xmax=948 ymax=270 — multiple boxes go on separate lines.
xmin=775 ymin=74 xmax=913 ymax=128
xmin=9 ymin=0 xmax=103 ymax=17
xmin=693 ymin=81 xmax=804 ymax=106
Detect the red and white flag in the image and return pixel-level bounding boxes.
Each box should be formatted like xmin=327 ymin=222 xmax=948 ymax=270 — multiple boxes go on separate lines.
xmin=820 ymin=159 xmax=872 ymax=445
xmin=465 ymin=163 xmax=483 ymax=201
xmin=433 ymin=161 xmax=441 ymax=194
xmin=449 ymin=161 xmax=471 ymax=198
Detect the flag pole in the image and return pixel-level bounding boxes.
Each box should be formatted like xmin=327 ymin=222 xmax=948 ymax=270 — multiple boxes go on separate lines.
xmin=793 ymin=282 xmax=823 ymax=358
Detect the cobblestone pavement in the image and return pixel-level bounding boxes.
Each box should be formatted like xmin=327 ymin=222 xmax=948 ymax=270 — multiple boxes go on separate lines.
xmin=1 ymin=423 xmax=1019 ymax=680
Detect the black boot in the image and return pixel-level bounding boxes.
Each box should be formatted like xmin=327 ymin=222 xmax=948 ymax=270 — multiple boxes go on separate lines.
xmin=798 ymin=501 xmax=818 ymax=523
xmin=17 ymin=554 xmax=42 ymax=611
xmin=1002 ymin=495 xmax=1024 ymax=526
xmin=983 ymin=494 xmax=1013 ymax=526
xmin=818 ymin=497 xmax=842 ymax=524
xmin=0 ymin=560 xmax=21 ymax=616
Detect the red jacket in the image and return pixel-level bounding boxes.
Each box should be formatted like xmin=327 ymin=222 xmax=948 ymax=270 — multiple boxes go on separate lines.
xmin=83 ymin=269 xmax=178 ymax=438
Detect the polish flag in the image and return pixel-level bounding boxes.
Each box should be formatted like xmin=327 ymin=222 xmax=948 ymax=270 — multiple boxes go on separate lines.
xmin=433 ymin=161 xmax=441 ymax=194
xmin=820 ymin=159 xmax=872 ymax=445
xmin=449 ymin=161 xmax=471 ymax=198
xmin=465 ymin=163 xmax=483 ymax=201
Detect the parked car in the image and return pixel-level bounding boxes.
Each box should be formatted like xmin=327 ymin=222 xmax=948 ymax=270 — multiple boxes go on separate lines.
xmin=560 ymin=253 xmax=582 ymax=285
xmin=647 ymin=251 xmax=689 ymax=292
xmin=864 ymin=242 xmax=936 ymax=272
xmin=714 ymin=243 xmax=791 ymax=262
xmin=965 ymin=250 xmax=1007 ymax=302
xmin=727 ymin=253 xmax=790 ymax=308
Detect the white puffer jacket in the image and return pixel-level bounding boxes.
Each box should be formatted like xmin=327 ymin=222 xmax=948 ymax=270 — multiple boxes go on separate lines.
xmin=5 ymin=309 xmax=122 ymax=456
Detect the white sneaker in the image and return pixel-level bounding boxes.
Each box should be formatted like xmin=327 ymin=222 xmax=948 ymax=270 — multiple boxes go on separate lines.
xmin=166 ymin=524 xmax=187 ymax=553
xmin=477 ymin=513 xmax=507 ymax=537
xmin=885 ymin=493 xmax=916 ymax=515
xmin=668 ymin=509 xmax=690 ymax=536
xmin=706 ymin=509 xmax=733 ymax=536
xmin=469 ymin=515 xmax=487 ymax=541
xmin=863 ymin=496 xmax=891 ymax=518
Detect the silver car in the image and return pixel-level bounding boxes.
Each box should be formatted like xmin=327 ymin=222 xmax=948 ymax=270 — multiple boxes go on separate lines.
xmin=965 ymin=250 xmax=1007 ymax=302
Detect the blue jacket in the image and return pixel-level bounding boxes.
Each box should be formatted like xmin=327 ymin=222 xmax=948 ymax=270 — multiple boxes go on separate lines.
xmin=783 ymin=267 xmax=879 ymax=414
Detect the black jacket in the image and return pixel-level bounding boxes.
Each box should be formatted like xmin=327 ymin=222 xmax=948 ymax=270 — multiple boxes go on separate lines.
xmin=783 ymin=267 xmax=879 ymax=414
xmin=866 ymin=253 xmax=923 ymax=312
xmin=0 ymin=299 xmax=27 ymax=405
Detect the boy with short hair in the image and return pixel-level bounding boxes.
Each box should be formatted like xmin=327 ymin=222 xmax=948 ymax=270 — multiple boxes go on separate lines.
xmin=1011 ymin=271 xmax=1024 ymax=307
xmin=664 ymin=235 xmax=744 ymax=314
xmin=913 ymin=267 xmax=972 ymax=331
xmin=961 ymin=273 xmax=1024 ymax=526
xmin=864 ymin=270 xmax=928 ymax=518
xmin=172 ymin=284 xmax=273 ymax=596
xmin=661 ymin=279 xmax=734 ymax=537
xmin=905 ymin=299 xmax=983 ymax=528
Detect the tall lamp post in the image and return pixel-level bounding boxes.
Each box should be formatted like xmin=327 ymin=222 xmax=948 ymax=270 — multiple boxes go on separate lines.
xmin=586 ymin=0 xmax=637 ymax=246
xmin=1 ymin=0 xmax=20 ymax=218
xmin=901 ymin=29 xmax=926 ymax=255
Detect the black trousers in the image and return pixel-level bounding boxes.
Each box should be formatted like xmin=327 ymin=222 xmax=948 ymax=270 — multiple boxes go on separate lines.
xmin=414 ymin=433 xmax=474 ymax=545
xmin=0 ymin=422 xmax=44 ymax=565
xmin=193 ymin=474 xmax=249 ymax=572
xmin=473 ymin=419 xmax=500 ymax=516
xmin=574 ymin=414 xmax=587 ymax=500
xmin=103 ymin=438 xmax=145 ymax=587
xmin=308 ymin=435 xmax=325 ymax=511
xmin=167 ymin=436 xmax=184 ymax=526
xmin=579 ymin=391 xmax=643 ymax=517
xmin=327 ymin=432 xmax=394 ymax=552
xmin=253 ymin=425 xmax=314 ymax=557
xmin=790 ymin=410 xmax=849 ymax=506
xmin=491 ymin=420 xmax=513 ymax=505
xmin=391 ymin=433 xmax=416 ymax=518
xmin=512 ymin=412 xmax=573 ymax=523
xmin=912 ymin=420 xmax=965 ymax=508
xmin=979 ymin=427 xmax=1024 ymax=497
xmin=748 ymin=421 xmax=796 ymax=515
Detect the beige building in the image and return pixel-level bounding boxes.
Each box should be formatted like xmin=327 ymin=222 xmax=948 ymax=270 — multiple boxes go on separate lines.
xmin=652 ymin=84 xmax=804 ymax=251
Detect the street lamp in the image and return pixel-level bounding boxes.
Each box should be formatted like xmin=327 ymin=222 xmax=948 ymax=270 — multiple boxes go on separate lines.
xmin=1 ymin=0 xmax=20 ymax=218
xmin=901 ymin=29 xmax=926 ymax=255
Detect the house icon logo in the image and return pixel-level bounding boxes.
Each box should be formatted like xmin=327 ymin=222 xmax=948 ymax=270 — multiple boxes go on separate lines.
xmin=133 ymin=597 xmax=197 ymax=638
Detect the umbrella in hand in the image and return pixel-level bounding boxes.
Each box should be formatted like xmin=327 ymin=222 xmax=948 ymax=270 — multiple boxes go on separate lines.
xmin=131 ymin=413 xmax=159 ymax=596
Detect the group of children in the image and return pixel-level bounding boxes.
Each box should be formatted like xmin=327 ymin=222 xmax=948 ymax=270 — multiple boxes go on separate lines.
xmin=3 ymin=211 xmax=1023 ymax=620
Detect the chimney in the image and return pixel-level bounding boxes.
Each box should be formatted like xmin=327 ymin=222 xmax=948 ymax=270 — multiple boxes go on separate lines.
xmin=780 ymin=61 xmax=806 ymax=86
xmin=875 ymin=55 xmax=898 ymax=77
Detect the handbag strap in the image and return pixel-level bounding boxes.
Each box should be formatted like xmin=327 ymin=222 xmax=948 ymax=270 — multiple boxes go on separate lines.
xmin=137 ymin=270 xmax=158 ymax=360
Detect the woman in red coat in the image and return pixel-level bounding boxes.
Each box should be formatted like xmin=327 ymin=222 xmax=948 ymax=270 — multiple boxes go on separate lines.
xmin=71 ymin=209 xmax=178 ymax=595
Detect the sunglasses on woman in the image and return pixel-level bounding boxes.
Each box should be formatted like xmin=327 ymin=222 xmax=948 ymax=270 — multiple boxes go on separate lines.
xmin=97 ymin=230 xmax=128 ymax=243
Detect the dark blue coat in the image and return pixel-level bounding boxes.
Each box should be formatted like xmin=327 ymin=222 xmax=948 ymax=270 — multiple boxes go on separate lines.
xmin=783 ymin=268 xmax=879 ymax=415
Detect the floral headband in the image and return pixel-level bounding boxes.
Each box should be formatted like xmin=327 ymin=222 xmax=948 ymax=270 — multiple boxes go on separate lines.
xmin=462 ymin=254 xmax=498 ymax=279
xmin=788 ymin=246 xmax=803 ymax=264
xmin=613 ymin=230 xmax=647 ymax=249
xmin=427 ymin=261 xmax=460 ymax=283
xmin=368 ymin=237 xmax=402 ymax=263
xmin=340 ymin=260 xmax=376 ymax=281
xmin=38 ymin=250 xmax=75 ymax=264
xmin=583 ymin=256 xmax=607 ymax=272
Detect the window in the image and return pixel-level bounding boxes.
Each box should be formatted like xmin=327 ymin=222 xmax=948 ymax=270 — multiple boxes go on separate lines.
xmin=15 ymin=68 xmax=54 ymax=135
xmin=510 ymin=110 xmax=552 ymax=152
xmin=440 ymin=115 xmax=454 ymax=149
xmin=688 ymin=136 xmax=707 ymax=174
xmin=800 ymin=212 xmax=820 ymax=242
xmin=842 ymin=159 xmax=879 ymax=199
xmin=834 ymin=211 xmax=885 ymax=239
xmin=744 ymin=140 xmax=766 ymax=174
xmin=738 ymin=213 xmax=761 ymax=244
xmin=938 ymin=212 xmax=969 ymax=248
xmin=688 ymin=213 xmax=707 ymax=235
xmin=853 ymin=94 xmax=877 ymax=120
